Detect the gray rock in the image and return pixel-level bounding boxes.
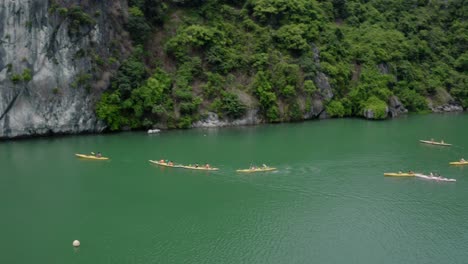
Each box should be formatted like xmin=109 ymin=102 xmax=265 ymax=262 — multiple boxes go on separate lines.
xmin=314 ymin=72 xmax=333 ymax=101
xmin=192 ymin=110 xmax=262 ymax=128
xmin=303 ymin=98 xmax=325 ymax=119
xmin=388 ymin=95 xmax=408 ymax=117
xmin=363 ymin=106 xmax=389 ymax=120
xmin=0 ymin=0 xmax=128 ymax=139
xmin=430 ymin=103 xmax=464 ymax=113
xmin=377 ymin=63 xmax=390 ymax=74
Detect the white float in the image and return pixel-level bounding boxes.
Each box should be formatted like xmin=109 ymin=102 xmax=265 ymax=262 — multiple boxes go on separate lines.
xmin=73 ymin=240 xmax=80 ymax=247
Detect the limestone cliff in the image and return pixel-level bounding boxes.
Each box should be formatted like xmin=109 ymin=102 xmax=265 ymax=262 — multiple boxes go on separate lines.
xmin=0 ymin=0 xmax=129 ymax=138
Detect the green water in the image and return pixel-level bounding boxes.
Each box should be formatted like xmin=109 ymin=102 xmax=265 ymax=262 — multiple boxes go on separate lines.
xmin=1 ymin=114 xmax=468 ymax=264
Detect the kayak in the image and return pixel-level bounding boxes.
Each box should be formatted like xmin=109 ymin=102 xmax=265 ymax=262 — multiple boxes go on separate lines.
xmin=237 ymin=167 xmax=277 ymax=173
xmin=180 ymin=165 xmax=219 ymax=171
xmin=149 ymin=160 xmax=182 ymax=168
xmin=419 ymin=140 xmax=451 ymax=146
xmin=414 ymin=174 xmax=456 ymax=182
xmin=75 ymin=154 xmax=109 ymax=160
xmin=449 ymin=161 xmax=468 ymax=165
xmin=384 ymin=172 xmax=415 ymax=177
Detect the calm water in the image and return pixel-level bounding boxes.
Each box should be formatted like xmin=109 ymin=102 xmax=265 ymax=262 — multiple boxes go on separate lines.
xmin=1 ymin=114 xmax=468 ymax=264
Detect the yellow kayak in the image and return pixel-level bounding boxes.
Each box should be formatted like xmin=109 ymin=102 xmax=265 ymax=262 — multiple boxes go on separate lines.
xmin=236 ymin=167 xmax=277 ymax=173
xmin=449 ymin=161 xmax=468 ymax=165
xmin=384 ymin=172 xmax=416 ymax=177
xmin=148 ymin=160 xmax=182 ymax=168
xmin=180 ymin=165 xmax=219 ymax=171
xmin=75 ymin=154 xmax=109 ymax=160
xmin=419 ymin=140 xmax=451 ymax=146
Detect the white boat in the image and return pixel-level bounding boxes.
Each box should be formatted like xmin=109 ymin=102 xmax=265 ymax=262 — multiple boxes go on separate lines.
xmin=147 ymin=129 xmax=161 ymax=134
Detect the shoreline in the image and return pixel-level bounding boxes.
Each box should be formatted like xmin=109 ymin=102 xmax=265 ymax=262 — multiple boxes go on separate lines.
xmin=1 ymin=111 xmax=466 ymax=141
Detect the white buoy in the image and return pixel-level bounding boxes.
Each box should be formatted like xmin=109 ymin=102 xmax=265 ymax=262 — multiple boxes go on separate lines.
xmin=73 ymin=240 xmax=80 ymax=247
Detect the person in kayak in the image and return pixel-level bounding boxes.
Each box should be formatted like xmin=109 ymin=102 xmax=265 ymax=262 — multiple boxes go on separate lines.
xmin=205 ymin=164 xmax=210 ymax=169
xmin=461 ymin=158 xmax=466 ymax=162
xmin=96 ymin=152 xmax=102 ymax=157
xmin=195 ymin=164 xmax=199 ymax=168
xmin=168 ymin=161 xmax=174 ymax=166
xmin=159 ymin=159 xmax=165 ymax=163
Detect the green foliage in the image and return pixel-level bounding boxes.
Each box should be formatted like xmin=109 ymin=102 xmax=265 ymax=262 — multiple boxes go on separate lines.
xmin=326 ymin=100 xmax=346 ymax=117
xmin=127 ymin=7 xmax=151 ymax=44
xmin=127 ymin=69 xmax=173 ymax=119
xmin=362 ymin=96 xmax=388 ymax=119
xmin=11 ymin=74 xmax=22 ymax=84
xmin=212 ymin=91 xmax=247 ymax=119
xmin=166 ymin=25 xmax=225 ymax=60
xmin=72 ymin=73 xmax=92 ymax=89
xmin=108 ymin=57 xmax=118 ymax=65
xmin=9 ymin=69 xmax=32 ymax=84
xmin=96 ymin=91 xmax=124 ymax=130
xmin=274 ymin=24 xmax=315 ymax=53
xmin=455 ymin=52 xmax=468 ymax=72
xmin=251 ymin=0 xmax=321 ymax=24
xmin=67 ymin=6 xmax=95 ymax=26
xmin=97 ymin=0 xmax=468 ymax=131
xmin=112 ymin=46 xmax=147 ymax=96
xmin=252 ymin=71 xmax=279 ymax=121
xmin=287 ymin=101 xmax=303 ymax=121
xmin=303 ymin=80 xmax=317 ymax=95
xmin=129 ymin=6 xmax=144 ymax=17
xmin=177 ymin=116 xmax=193 ymax=129
xmin=396 ymin=86 xmax=428 ymax=112
xmin=271 ymin=62 xmax=300 ymax=98
xmin=202 ymin=72 xmax=224 ymax=98
xmin=57 ymin=7 xmax=68 ymax=16
xmin=53 ymin=4 xmax=96 ymax=36
xmin=22 ymin=69 xmax=32 ymax=82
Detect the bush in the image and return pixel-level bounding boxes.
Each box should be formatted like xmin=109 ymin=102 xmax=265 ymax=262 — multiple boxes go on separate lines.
xmin=11 ymin=74 xmax=22 ymax=84
xmin=202 ymin=72 xmax=224 ymax=98
xmin=274 ymin=24 xmax=309 ymax=53
xmin=362 ymin=96 xmax=388 ymax=119
xmin=127 ymin=13 xmax=151 ymax=44
xmin=177 ymin=116 xmax=193 ymax=128
xmin=96 ymin=91 xmax=124 ymax=130
xmin=303 ymin=80 xmax=317 ymax=94
xmin=271 ymin=62 xmax=300 ymax=98
xmin=326 ymin=100 xmax=345 ymax=117
xmin=288 ymin=101 xmax=303 ymax=121
xmin=266 ymin=105 xmax=280 ymax=122
xmin=397 ymin=88 xmax=427 ymax=112
xmin=112 ymin=47 xmax=147 ymax=96
xmin=22 ymin=69 xmax=32 ymax=82
xmin=218 ymin=92 xmax=246 ymax=119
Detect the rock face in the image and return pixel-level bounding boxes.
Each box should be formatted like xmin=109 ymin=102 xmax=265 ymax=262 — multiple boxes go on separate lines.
xmin=192 ymin=110 xmax=262 ymax=128
xmin=303 ymin=44 xmax=333 ymax=119
xmin=388 ymin=96 xmax=408 ymax=117
xmin=363 ymin=107 xmax=388 ymax=120
xmin=430 ymin=103 xmax=464 ymax=113
xmin=0 ymin=0 xmax=128 ymax=138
